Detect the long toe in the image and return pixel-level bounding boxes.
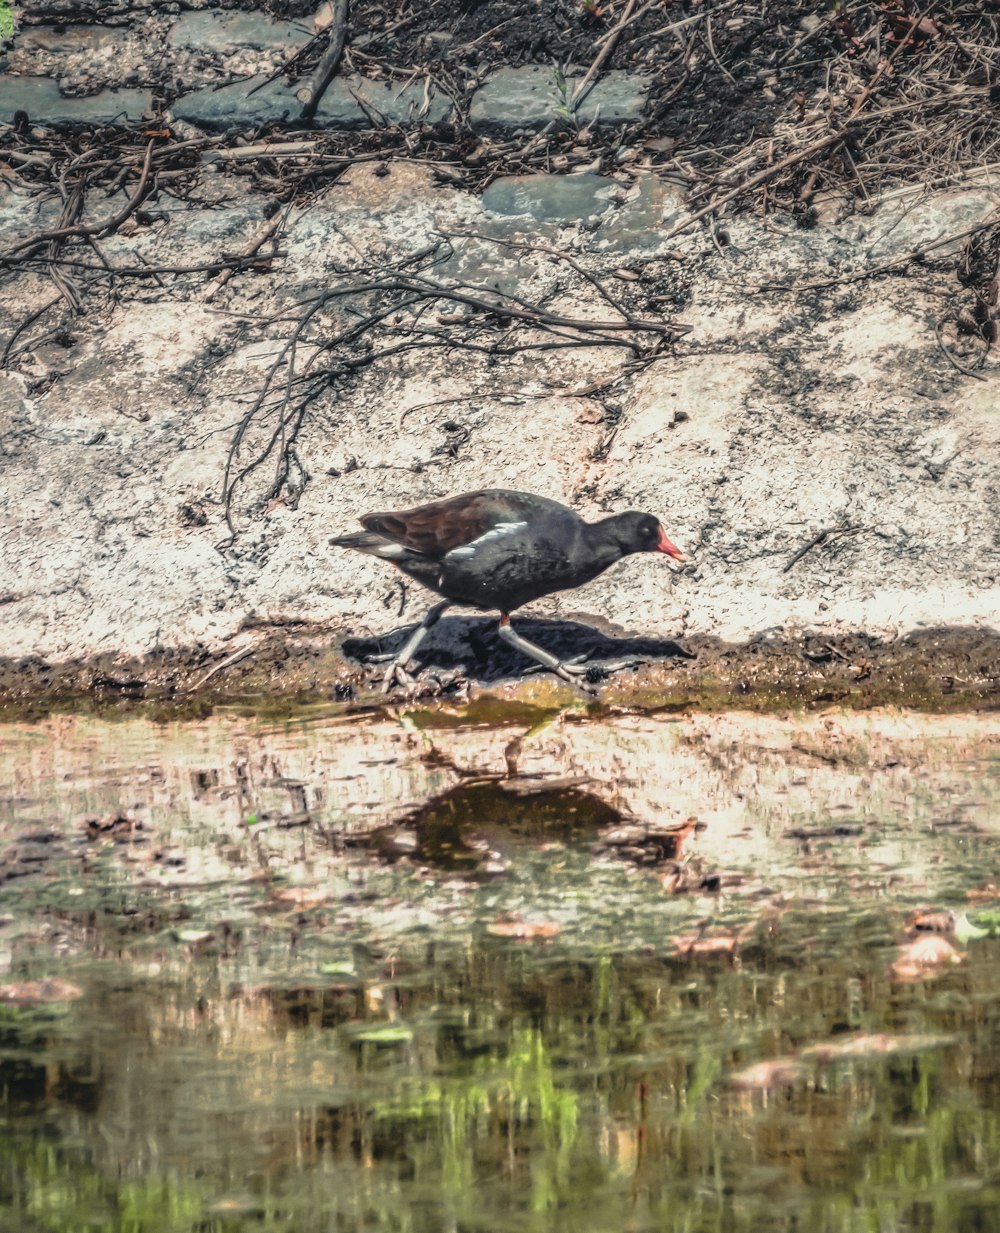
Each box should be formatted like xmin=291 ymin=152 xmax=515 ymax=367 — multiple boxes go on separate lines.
xmin=423 ymin=668 xmax=469 ymax=695
xmin=594 ymin=657 xmax=646 ymax=675
xmin=519 ymin=654 xmax=587 ymax=678
xmin=553 ymin=660 xmax=593 ymax=677
xmin=555 ymin=664 xmax=600 ymax=694
xmin=381 ymin=662 xmax=418 ymax=694
xmin=556 ymin=657 xmax=645 ymax=690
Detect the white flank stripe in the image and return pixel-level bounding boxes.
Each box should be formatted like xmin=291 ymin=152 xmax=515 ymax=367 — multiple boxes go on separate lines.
xmin=446 ymin=521 xmax=527 ymax=560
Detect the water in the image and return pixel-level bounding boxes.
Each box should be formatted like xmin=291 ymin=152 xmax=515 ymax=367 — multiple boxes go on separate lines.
xmin=1 ymin=705 xmax=1000 ymax=1232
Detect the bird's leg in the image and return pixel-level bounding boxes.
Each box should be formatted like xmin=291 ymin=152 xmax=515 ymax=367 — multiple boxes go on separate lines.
xmin=496 ymin=615 xmax=601 ymax=693
xmin=378 ymin=600 xmax=450 ymax=693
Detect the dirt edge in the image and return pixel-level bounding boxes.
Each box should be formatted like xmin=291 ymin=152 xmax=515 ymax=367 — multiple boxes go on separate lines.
xmin=1 ymin=623 xmax=998 ymax=722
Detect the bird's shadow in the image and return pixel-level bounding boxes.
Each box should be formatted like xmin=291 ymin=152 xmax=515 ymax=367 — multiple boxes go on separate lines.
xmin=342 ymin=615 xmax=694 ymax=683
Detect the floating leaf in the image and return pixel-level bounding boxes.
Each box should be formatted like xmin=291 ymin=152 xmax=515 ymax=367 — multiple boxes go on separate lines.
xmin=351 ymin=1024 xmax=414 ymax=1045
xmin=970 ymin=907 xmax=1000 ymax=931
xmin=671 ymin=933 xmax=738 ymax=958
xmin=953 ymin=913 xmax=989 ymax=944
xmin=272 ymin=887 xmax=328 ymax=909
xmin=0 ymin=978 xmax=84 ymax=1006
xmin=322 ymin=960 xmax=357 ymax=977
xmin=890 ymin=935 xmax=964 ymax=982
xmin=729 ymin=1057 xmax=804 ymax=1089
xmin=801 ymin=1032 xmax=956 ymax=1062
xmin=487 ymin=917 xmax=561 ymax=940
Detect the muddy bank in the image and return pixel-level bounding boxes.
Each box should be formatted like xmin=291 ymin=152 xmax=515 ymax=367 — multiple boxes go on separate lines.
xmin=3 ymin=159 xmax=1000 ymax=675
xmin=1 ymin=623 xmax=998 ymax=718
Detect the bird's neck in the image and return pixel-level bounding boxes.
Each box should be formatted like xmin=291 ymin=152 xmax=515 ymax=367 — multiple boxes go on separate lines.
xmin=583 ymin=517 xmax=631 ymax=568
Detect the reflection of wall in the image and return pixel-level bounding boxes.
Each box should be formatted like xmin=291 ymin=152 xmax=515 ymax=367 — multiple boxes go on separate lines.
xmin=3 ymin=711 xmax=998 ymax=887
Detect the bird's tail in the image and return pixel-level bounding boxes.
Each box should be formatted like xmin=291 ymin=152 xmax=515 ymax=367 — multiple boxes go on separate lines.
xmin=329 ymin=531 xmax=408 ymax=560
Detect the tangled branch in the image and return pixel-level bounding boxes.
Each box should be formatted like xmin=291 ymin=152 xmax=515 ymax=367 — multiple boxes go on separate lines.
xmin=220 ymin=235 xmax=689 ymax=535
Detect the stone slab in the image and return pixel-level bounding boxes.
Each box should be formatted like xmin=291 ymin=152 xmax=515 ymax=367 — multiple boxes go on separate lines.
xmin=313 ymin=76 xmax=452 ymax=129
xmin=482 ymin=173 xmax=616 ymax=222
xmin=469 ymin=66 xmax=648 ymax=134
xmin=167 ymin=12 xmax=308 ymax=54
xmin=15 ymin=0 xmax=150 ymax=23
xmin=14 ymin=25 xmax=127 ymax=55
xmin=0 ymin=75 xmax=150 ymax=126
xmin=171 ymin=76 xmax=300 ymax=132
xmin=480 ymin=173 xmax=691 ymax=253
xmin=172 ymin=73 xmax=452 ymax=132
xmin=595 ymin=176 xmax=690 ymax=254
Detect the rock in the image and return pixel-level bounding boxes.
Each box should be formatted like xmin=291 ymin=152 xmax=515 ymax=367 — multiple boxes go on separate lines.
xmin=17 ymin=0 xmax=150 ymax=24
xmin=15 ymin=25 xmax=127 ymax=55
xmin=482 ymin=172 xmax=616 ymax=222
xmin=0 ymin=76 xmax=150 ymax=126
xmin=595 ymin=175 xmax=689 ymax=253
xmin=855 ymin=189 xmax=998 ymax=261
xmin=469 ymin=66 xmax=648 ymax=135
xmin=167 ymin=12 xmax=307 ymax=54
xmin=313 ymin=76 xmax=452 ymax=130
xmin=170 ymin=75 xmax=299 ymax=131
xmin=171 ymin=73 xmax=452 ymax=133
xmin=600 ymin=825 xmax=649 ymax=846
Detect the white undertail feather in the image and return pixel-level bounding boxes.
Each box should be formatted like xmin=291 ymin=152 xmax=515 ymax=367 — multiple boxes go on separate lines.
xmin=331 ymin=532 xmax=409 ymax=560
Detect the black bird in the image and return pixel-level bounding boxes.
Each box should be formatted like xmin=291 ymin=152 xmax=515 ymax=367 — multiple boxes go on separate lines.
xmin=331 ymin=488 xmax=684 ymax=691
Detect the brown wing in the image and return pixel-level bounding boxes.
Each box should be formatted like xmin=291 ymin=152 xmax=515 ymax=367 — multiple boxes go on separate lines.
xmin=360 ymin=490 xmax=526 ymax=559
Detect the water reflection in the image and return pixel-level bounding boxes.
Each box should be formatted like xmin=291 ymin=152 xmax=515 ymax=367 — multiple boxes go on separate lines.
xmin=0 ymin=708 xmax=999 ymax=1231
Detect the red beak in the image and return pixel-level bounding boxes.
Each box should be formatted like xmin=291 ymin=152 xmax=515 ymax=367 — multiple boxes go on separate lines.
xmin=657 ymin=528 xmax=685 ymax=560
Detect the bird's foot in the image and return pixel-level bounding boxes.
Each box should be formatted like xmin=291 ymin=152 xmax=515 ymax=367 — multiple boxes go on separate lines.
xmin=524 ymin=655 xmax=646 ymax=692
xmin=588 ymin=656 xmax=647 ymax=678
xmin=521 ymin=653 xmax=588 ymax=676
xmin=555 ymin=663 xmax=600 ymax=695
xmin=380 ymin=659 xmax=418 ymax=694
xmin=380 ymin=660 xmax=468 ymax=699
xmin=522 ymin=655 xmax=599 ymax=694
xmin=430 ymin=668 xmax=470 ymax=701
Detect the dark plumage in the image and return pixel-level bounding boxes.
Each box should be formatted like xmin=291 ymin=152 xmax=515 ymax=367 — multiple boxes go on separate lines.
xmin=331 ymin=488 xmax=684 ymax=691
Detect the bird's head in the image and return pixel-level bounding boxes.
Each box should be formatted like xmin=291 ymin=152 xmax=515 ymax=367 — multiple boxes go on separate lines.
xmin=614 ymin=511 xmax=685 ymax=560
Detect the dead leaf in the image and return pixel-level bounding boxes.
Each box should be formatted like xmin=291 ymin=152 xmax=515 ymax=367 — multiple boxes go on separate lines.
xmin=85 ymin=812 xmax=143 ymax=838
xmin=907 ymin=909 xmax=955 ymax=934
xmin=801 ymin=1031 xmax=956 ymax=1062
xmin=671 ymin=933 xmax=738 ymax=958
xmin=487 ymin=916 xmax=561 ymax=940
xmin=890 ymin=935 xmax=964 ymax=982
xmin=729 ymin=1057 xmax=804 ymax=1088
xmin=0 ymin=978 xmax=84 ymax=1006
xmin=272 ymin=887 xmax=329 ymax=909
xmin=575 ymin=405 xmax=605 ymax=425
xmin=642 ymin=136 xmax=677 ymax=154
xmin=659 ymin=864 xmax=689 ymax=894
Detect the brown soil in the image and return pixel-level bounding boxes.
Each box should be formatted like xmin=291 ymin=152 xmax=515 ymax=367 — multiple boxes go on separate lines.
xmin=2 ymin=623 xmax=997 ymax=720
